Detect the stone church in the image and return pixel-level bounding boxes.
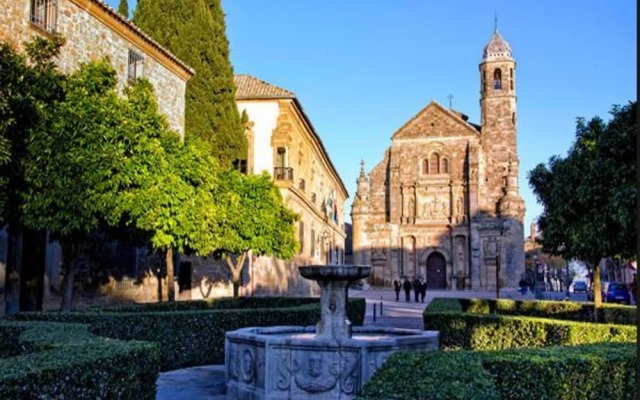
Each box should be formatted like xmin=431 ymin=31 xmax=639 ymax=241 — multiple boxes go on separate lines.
xmin=351 ymin=28 xmax=525 ymax=291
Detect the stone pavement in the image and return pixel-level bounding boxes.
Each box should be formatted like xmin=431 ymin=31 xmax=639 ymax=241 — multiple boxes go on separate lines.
xmin=154 ymin=287 xmax=564 ymax=399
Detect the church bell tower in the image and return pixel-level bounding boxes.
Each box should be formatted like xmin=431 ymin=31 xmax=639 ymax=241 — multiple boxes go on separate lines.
xmin=479 ymin=23 xmax=519 ymax=215
xmin=480 ymin=24 xmax=517 ymax=156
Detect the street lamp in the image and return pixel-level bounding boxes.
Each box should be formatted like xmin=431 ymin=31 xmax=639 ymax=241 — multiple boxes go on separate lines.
xmin=558 ymin=244 xmax=568 ymax=299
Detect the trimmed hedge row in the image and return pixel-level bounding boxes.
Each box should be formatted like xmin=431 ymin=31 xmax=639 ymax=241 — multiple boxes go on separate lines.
xmin=423 ymin=311 xmax=636 ymax=350
xmin=91 ymin=296 xmax=322 ymax=312
xmin=357 ymin=343 xmax=636 ymax=400
xmin=0 ymin=321 xmax=159 ymax=399
xmin=459 ymin=298 xmax=635 ymax=325
xmin=13 ymin=298 xmax=366 ymax=371
xmin=357 ymin=350 xmax=499 ymax=400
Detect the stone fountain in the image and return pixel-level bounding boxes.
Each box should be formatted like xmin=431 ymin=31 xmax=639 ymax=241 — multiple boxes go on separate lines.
xmin=225 ymin=265 xmax=439 ymax=400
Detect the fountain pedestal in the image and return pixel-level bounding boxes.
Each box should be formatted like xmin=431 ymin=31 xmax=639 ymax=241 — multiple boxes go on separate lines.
xmin=225 ymin=265 xmax=439 ymax=400
xmin=299 ymin=265 xmax=370 ymax=340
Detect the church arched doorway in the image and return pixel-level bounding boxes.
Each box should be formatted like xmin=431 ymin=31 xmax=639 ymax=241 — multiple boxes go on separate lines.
xmin=426 ymin=252 xmax=447 ymax=289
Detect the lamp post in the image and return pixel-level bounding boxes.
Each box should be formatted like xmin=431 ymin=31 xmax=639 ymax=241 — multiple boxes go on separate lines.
xmin=558 ymin=244 xmax=568 ymax=299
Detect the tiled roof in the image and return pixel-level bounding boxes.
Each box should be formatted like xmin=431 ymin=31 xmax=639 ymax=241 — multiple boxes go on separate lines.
xmin=234 ymin=75 xmax=296 ymax=99
xmin=483 ymin=29 xmax=512 ymax=60
xmin=89 ymin=0 xmax=194 ymax=75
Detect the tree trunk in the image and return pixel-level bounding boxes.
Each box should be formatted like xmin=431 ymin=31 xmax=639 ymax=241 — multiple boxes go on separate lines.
xmin=226 ymin=252 xmax=247 ymax=298
xmin=59 ymin=241 xmax=79 ymax=312
xmin=166 ymin=247 xmax=175 ymax=302
xmin=592 ymin=259 xmax=602 ymax=311
xmin=4 ymin=229 xmax=23 ymax=316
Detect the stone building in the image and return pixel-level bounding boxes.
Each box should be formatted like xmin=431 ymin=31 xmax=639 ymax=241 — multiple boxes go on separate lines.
xmin=0 ymin=0 xmax=192 ymax=135
xmin=0 ymin=0 xmax=193 ymax=309
xmin=180 ymin=75 xmax=349 ymax=298
xmin=351 ymin=28 xmax=525 ymax=291
xmin=237 ymin=75 xmax=349 ymax=293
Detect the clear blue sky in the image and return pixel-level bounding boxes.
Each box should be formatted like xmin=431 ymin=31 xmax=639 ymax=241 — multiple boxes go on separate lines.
xmin=111 ymin=1 xmax=636 ymax=232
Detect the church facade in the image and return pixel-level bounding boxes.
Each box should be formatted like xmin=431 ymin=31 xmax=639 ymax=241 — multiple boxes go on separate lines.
xmin=351 ymin=29 xmax=525 ymax=291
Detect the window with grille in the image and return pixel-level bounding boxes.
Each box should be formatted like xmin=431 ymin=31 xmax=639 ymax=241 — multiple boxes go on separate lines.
xmin=298 ymin=221 xmax=304 ymax=255
xmin=30 ymin=0 xmax=57 ymax=33
xmin=128 ymin=49 xmax=144 ymax=82
xmin=310 ymin=229 xmax=315 ymax=258
xmin=233 ymin=159 xmax=247 ymax=174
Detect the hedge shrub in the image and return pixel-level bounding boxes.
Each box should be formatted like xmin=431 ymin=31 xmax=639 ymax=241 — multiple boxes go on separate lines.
xmin=13 ymin=298 xmax=366 ymax=371
xmin=357 ymin=350 xmax=499 ymax=400
xmin=458 ymin=298 xmax=635 ymax=325
xmin=357 ymin=343 xmax=636 ymax=400
xmin=0 ymin=321 xmax=159 ymax=399
xmin=423 ymin=312 xmax=636 ymax=350
xmin=483 ymin=343 xmax=636 ymax=400
xmin=91 ymin=296 xmax=322 ymax=313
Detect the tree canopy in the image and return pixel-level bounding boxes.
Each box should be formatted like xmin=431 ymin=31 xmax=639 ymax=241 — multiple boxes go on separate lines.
xmin=0 ymin=37 xmax=64 ymax=227
xmin=528 ymin=101 xmax=637 ymax=307
xmin=21 ymin=56 xmax=225 ymax=306
xmin=134 ymin=0 xmax=247 ymax=167
xmin=215 ymin=171 xmax=299 ymax=297
xmin=117 ymin=0 xmax=128 ymax=18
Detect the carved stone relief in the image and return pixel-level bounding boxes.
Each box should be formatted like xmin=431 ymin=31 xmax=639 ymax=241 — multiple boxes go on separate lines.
xmin=293 ymin=351 xmax=339 ymax=393
xmin=419 ymin=195 xmax=449 ymax=219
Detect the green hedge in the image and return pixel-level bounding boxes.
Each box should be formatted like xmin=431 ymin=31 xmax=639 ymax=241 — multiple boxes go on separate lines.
xmin=91 ymin=296 xmax=322 ymax=312
xmin=424 ymin=297 xmax=462 ymax=313
xmin=459 ymin=298 xmax=635 ymax=325
xmin=483 ymin=343 xmax=636 ymax=400
xmin=13 ymin=298 xmax=366 ymax=371
xmin=357 ymin=343 xmax=636 ymax=400
xmin=357 ymin=350 xmax=499 ymax=400
xmin=0 ymin=321 xmax=159 ymax=399
xmin=423 ymin=311 xmax=636 ymax=350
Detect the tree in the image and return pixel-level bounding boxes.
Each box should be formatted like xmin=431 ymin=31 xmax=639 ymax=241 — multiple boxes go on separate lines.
xmin=134 ymin=0 xmax=247 ymax=167
xmin=0 ymin=37 xmax=65 ymax=313
xmin=21 ymin=60 xmax=125 ymax=310
xmin=89 ymin=75 xmax=223 ymax=302
xmin=528 ymin=102 xmax=637 ymax=308
xmin=117 ymin=0 xmax=129 ymax=18
xmin=215 ymin=171 xmax=298 ymax=297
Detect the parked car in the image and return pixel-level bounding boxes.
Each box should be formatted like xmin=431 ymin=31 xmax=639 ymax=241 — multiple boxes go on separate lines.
xmin=587 ymin=282 xmax=631 ymax=304
xmin=573 ymin=281 xmax=587 ymax=293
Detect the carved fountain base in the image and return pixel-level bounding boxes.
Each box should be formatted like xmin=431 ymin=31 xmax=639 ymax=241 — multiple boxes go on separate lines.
xmin=225 ymin=265 xmax=439 ymax=400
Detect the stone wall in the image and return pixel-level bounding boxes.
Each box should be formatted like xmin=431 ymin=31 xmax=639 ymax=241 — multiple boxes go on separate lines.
xmin=0 ymin=0 xmax=188 ymax=135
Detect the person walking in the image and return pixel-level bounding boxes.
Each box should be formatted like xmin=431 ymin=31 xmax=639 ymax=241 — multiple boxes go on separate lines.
xmin=393 ymin=278 xmax=401 ymax=301
xmin=420 ymin=278 xmax=427 ymax=303
xmin=412 ymin=277 xmax=422 ymax=303
xmin=402 ymin=277 xmax=411 ymax=302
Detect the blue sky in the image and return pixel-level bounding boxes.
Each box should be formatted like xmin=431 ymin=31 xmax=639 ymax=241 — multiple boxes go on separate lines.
xmin=110 ymin=1 xmax=636 ymax=232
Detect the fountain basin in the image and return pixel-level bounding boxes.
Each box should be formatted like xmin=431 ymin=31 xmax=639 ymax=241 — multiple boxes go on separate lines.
xmin=225 ymin=325 xmax=439 ymax=400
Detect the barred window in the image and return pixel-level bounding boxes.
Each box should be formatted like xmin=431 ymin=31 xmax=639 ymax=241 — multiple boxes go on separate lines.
xmin=31 ymin=0 xmax=57 ymax=33
xmin=298 ymin=221 xmax=304 ymax=255
xmin=128 ymin=49 xmax=144 ymax=82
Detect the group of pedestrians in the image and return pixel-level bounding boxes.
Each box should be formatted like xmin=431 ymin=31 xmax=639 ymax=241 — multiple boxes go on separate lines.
xmin=393 ymin=277 xmax=426 ymax=303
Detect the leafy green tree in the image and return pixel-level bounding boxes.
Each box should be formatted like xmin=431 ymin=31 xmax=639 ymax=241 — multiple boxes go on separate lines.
xmin=134 ymin=0 xmax=247 ymax=167
xmin=117 ymin=0 xmax=129 ymax=18
xmin=0 ymin=37 xmax=65 ymax=314
xmin=119 ymin=112 xmax=224 ymax=302
xmin=0 ymin=37 xmax=64 ymax=227
xmin=528 ymin=102 xmax=636 ymax=308
xmin=21 ymin=60 xmax=125 ymax=310
xmin=215 ymin=171 xmax=298 ymax=297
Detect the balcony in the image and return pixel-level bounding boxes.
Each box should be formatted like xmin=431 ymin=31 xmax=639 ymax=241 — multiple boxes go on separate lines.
xmin=274 ymin=167 xmax=294 ymax=181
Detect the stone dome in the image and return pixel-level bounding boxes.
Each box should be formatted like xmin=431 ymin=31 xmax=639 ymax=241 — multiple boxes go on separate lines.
xmin=482 ymin=30 xmax=512 ymax=60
